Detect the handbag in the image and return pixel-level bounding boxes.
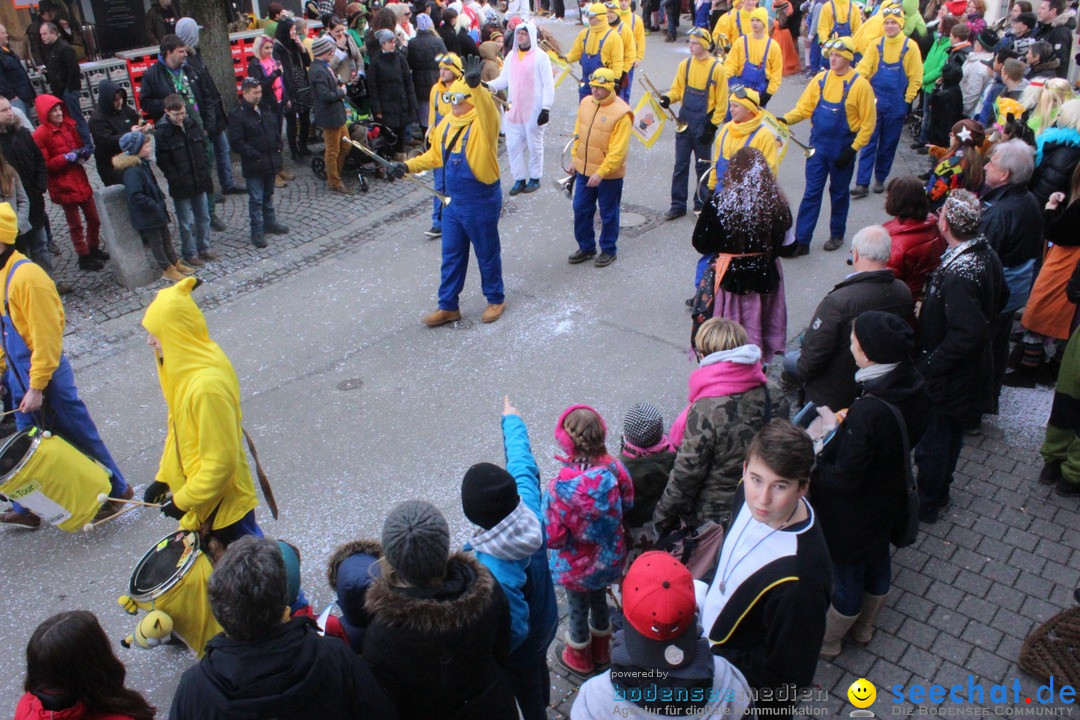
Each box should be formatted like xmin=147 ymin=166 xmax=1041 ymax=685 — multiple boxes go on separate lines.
xmin=289 ymin=64 xmax=314 ymax=111
xmin=654 ymin=520 xmax=726 ymax=580
xmin=690 ymin=256 xmax=717 ymax=346
xmin=868 ymin=395 xmax=920 ymax=549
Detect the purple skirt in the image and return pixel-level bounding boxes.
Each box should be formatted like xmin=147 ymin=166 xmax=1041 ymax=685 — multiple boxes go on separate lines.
xmin=712 ymin=259 xmax=788 ymax=363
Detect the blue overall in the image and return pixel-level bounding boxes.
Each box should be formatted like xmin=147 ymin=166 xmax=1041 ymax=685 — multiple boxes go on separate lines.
xmin=431 ymin=107 xmax=446 ymax=231
xmin=438 ymin=125 xmax=504 ymax=311
xmin=579 ymin=29 xmax=615 ymax=101
xmin=733 ymin=36 xmax=773 ymax=95
xmin=819 ymin=0 xmax=853 ymax=68
xmin=670 ymin=58 xmax=719 ymax=215
xmin=694 ymin=1 xmax=711 ymax=27
xmin=856 ymin=38 xmax=910 ymax=187
xmin=1 ymin=260 xmax=128 ymax=514
xmin=794 ymin=71 xmax=859 ymax=247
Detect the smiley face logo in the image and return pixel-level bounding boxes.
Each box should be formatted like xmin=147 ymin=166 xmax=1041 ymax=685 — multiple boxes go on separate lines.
xmin=848 ymin=678 xmax=876 ymax=709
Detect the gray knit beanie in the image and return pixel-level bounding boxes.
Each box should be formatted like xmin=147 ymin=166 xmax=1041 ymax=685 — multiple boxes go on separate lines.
xmin=381 ymin=500 xmax=450 ymax=586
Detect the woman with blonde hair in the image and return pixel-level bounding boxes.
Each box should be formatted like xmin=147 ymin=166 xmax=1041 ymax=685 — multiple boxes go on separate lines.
xmin=1024 ymin=77 xmax=1074 ymax=136
xmin=653 ymin=317 xmax=790 ymax=531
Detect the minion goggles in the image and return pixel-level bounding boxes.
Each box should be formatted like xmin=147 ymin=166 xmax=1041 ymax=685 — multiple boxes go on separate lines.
xmin=441 ymin=90 xmax=473 ymax=105
xmin=881 ymin=6 xmax=904 ymax=18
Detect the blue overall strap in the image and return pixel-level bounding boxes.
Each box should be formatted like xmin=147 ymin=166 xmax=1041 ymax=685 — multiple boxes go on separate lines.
xmin=2 ymin=259 xmax=31 ymax=392
xmin=818 ymin=69 xmax=829 ymax=92
xmin=828 ymin=0 xmax=836 ymax=29
xmin=2 ymin=259 xmax=29 ymax=318
xmin=684 ymin=56 xmax=692 ymax=86
xmin=706 ymin=59 xmax=719 ymax=113
xmin=846 ymin=0 xmax=853 ymax=24
xmin=744 ymin=125 xmax=762 ymax=147
xmin=743 ymin=34 xmax=749 ymax=61
xmin=878 ymin=37 xmax=885 ymax=57
xmin=598 ymin=28 xmax=613 ymax=53
xmin=736 ymin=12 xmax=743 ymax=34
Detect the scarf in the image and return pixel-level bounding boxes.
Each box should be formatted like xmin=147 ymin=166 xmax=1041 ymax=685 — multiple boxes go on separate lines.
xmin=622 ymin=436 xmax=675 ymax=458
xmin=468 ymin=498 xmax=544 ymax=561
xmin=854 ymin=362 xmax=898 ymax=384
xmin=670 ymin=345 xmax=768 ymax=448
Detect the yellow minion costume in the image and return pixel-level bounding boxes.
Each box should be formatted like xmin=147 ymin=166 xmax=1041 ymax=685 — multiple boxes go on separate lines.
xmin=723 ymin=7 xmax=783 ymax=104
xmin=782 ymin=37 xmax=875 ymax=252
xmin=852 ymin=1 xmax=899 ymax=55
xmin=618 ymin=0 xmax=645 ymax=101
xmin=852 ymin=5 xmax=922 ymax=194
xmin=406 ymin=65 xmax=505 ymax=325
xmin=570 ymin=68 xmax=632 ymax=266
xmin=817 ymin=0 xmax=863 ymax=45
xmin=141 ymin=277 xmax=260 ymax=541
xmin=605 ymin=1 xmax=636 ymax=101
xmin=0 ymin=202 xmax=130 ymax=528
xmin=712 ymin=3 xmax=755 ymax=45
xmin=567 ymin=3 xmax=625 ymax=101
xmin=426 ymin=52 xmax=463 ymax=237
xmin=663 ymin=27 xmax=728 ymax=217
xmin=709 ymin=88 xmax=779 ymax=191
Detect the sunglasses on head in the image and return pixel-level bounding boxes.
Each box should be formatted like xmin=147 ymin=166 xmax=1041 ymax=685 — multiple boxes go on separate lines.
xmin=588 ymin=72 xmax=613 ymax=84
xmin=731 ymin=85 xmax=759 ymax=105
xmin=442 ymin=90 xmax=472 ymax=105
xmin=604 ymin=1 xmax=618 ymax=8
xmin=882 ymin=7 xmax=903 ymax=17
xmin=585 ymin=9 xmax=601 ymax=17
xmin=823 ymin=38 xmax=849 ymax=50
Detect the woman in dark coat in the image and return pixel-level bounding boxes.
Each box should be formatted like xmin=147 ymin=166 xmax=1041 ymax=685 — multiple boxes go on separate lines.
xmin=273 ymin=18 xmax=314 ymax=159
xmin=407 ymin=14 xmax=447 ymax=133
xmin=437 ymin=8 xmax=461 ymax=54
xmin=1028 ymin=100 xmax=1080 ymax=207
xmin=88 ymin=79 xmax=141 ymax=186
xmin=368 ymin=30 xmax=417 ymax=158
xmin=812 ymin=311 xmax=929 ymax=660
xmin=362 ymin=501 xmax=517 ymax=720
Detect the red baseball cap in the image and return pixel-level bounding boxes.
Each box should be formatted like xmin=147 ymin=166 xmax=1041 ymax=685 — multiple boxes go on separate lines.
xmin=622 ymin=552 xmax=699 ymax=668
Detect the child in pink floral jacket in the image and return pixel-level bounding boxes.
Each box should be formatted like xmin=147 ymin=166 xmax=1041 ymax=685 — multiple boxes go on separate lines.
xmin=543 ymin=404 xmax=634 ymax=677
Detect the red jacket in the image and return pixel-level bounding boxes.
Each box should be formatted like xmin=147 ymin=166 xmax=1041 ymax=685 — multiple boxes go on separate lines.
xmin=14 ymin=692 xmax=137 ymax=720
xmin=884 ymin=215 xmax=946 ymax=303
xmin=32 ymin=94 xmax=93 ymax=205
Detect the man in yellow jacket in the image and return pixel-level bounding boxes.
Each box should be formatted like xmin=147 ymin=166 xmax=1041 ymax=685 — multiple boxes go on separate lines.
xmin=851 ymin=6 xmax=922 ymax=196
xmin=618 ymin=0 xmax=645 ymax=99
xmin=424 ymin=52 xmax=463 ymax=239
xmin=605 ymin=0 xmax=636 ymax=101
xmin=817 ymin=0 xmax=862 ymax=67
xmin=781 ymin=36 xmax=875 ymax=254
xmin=141 ymin=277 xmax=261 ymax=545
xmin=724 ymin=7 xmax=783 ymax=106
xmin=712 ymin=0 xmax=757 ymax=48
xmin=0 ymin=202 xmax=131 ymax=529
xmin=658 ymin=28 xmax=728 ymax=220
xmin=567 ymin=3 xmax=624 ymax=101
xmin=852 ymin=0 xmax=899 ymax=55
xmin=569 ymin=67 xmax=632 ymax=268
xmin=391 ymin=56 xmax=505 ymax=326
xmin=708 ymin=87 xmax=778 ymax=192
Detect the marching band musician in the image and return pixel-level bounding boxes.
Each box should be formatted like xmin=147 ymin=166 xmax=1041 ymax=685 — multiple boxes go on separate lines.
xmin=712 ymin=0 xmax=758 ymax=48
xmin=566 ymin=3 xmax=625 ymax=102
xmin=781 ymin=36 xmax=876 ymax=255
xmin=0 ymin=202 xmax=132 ymax=529
xmin=851 ymin=5 xmax=922 ymax=197
xmin=486 ymin=22 xmax=555 ymax=197
xmin=617 ymin=0 xmax=646 ymax=100
xmin=568 ymin=68 xmax=632 ymax=268
xmin=723 ymin=7 xmax=783 ymax=107
xmin=605 ymin=1 xmax=637 ymax=102
xmin=709 ymin=88 xmax=779 ymax=194
xmin=390 ymin=56 xmax=507 ymax=327
xmin=424 ymin=53 xmax=463 ymax=239
xmin=141 ymin=277 xmax=264 ymax=548
xmin=816 ymin=0 xmax=863 ymax=68
xmin=659 ymin=28 xmax=728 ymax=221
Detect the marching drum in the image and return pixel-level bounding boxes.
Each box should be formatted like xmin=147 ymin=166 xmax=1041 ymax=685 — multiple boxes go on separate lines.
xmin=118 ymin=530 xmax=222 ymax=657
xmin=0 ymin=427 xmax=111 ymax=532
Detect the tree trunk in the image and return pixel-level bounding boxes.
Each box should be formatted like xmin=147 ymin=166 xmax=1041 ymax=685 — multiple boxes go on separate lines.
xmin=186 ymin=0 xmax=239 ymax=112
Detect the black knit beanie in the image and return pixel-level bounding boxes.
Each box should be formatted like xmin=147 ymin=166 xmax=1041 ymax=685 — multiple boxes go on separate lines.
xmin=854 ymin=311 xmax=914 ymax=364
xmin=461 ymin=462 xmax=519 ymax=530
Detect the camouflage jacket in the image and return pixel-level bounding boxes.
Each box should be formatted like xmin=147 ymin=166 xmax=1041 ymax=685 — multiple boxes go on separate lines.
xmin=652 ymin=383 xmax=789 ymax=529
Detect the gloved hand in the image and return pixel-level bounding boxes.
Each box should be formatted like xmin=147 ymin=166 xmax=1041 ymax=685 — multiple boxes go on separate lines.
xmin=699 ymin=121 xmax=718 ymax=147
xmin=160 ymin=499 xmax=185 ymax=520
xmin=759 ymin=91 xmax=772 ymax=107
xmin=835 ymin=145 xmax=857 ymax=169
xmin=387 ymin=161 xmax=408 ymax=180
xmin=463 ymin=55 xmax=483 ymax=88
xmin=143 ymin=480 xmax=170 ymax=505
xmin=776 ymin=115 xmax=788 ymax=124
xmin=618 ymin=73 xmax=630 ymax=91
xmin=270 ymin=67 xmax=283 ymax=79
xmin=63 ymin=151 xmax=78 ymax=163
xmin=537 ymin=108 xmax=550 ymax=126
xmin=659 ymin=94 xmax=671 ymax=109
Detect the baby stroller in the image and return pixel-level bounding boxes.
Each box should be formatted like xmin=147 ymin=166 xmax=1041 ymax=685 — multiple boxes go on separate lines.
xmin=311 ymin=80 xmax=394 ymax=193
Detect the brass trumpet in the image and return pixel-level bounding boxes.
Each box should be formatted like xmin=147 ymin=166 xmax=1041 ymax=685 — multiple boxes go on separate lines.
xmin=348 ymin=140 xmax=451 ymax=206
xmin=552 ymin=134 xmax=578 ymax=199
xmin=712 ymin=32 xmax=730 ymax=61
xmin=638 ymin=72 xmax=689 ymax=133
xmin=762 ymin=113 xmax=816 ymax=158
xmin=538 ymin=38 xmax=584 ymax=85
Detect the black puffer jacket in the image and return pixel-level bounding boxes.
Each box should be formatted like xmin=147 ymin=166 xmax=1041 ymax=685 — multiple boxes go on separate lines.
xmin=0 ymin=123 xmax=48 ymax=229
xmin=368 ymin=48 xmax=417 ymax=128
xmin=186 ymin=50 xmax=228 ymax=134
xmin=362 ymin=553 xmax=517 ymax=720
xmin=811 ymin=362 xmax=930 ymax=565
xmin=1030 ymin=128 xmax=1080 ymax=207
xmin=42 ymin=38 xmax=80 ymax=94
xmin=978 ymin=182 xmax=1044 ymax=268
xmin=797 ymin=270 xmax=914 ymax=411
xmin=0 ymin=45 xmax=34 ymax=108
xmin=408 ymin=31 xmax=447 ymax=110
xmin=113 ymin=152 xmax=169 ymax=231
xmin=227 ymin=101 xmax=284 ymax=178
xmin=89 ymin=80 xmax=141 ymax=187
xmin=917 ymin=236 xmax=1007 ymax=425
xmin=139 ymin=60 xmax=206 ymax=123
xmin=438 ymin=21 xmax=460 ymax=54
xmin=154 ymin=115 xmax=214 ymax=199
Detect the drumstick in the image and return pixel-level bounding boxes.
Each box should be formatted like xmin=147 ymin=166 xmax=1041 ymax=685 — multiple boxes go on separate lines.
xmin=81 ymin=503 xmax=139 ymax=532
xmin=96 ymin=493 xmax=162 ymax=509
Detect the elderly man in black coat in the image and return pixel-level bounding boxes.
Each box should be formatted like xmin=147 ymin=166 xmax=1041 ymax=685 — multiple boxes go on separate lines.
xmin=228 ymin=78 xmax=288 ymax=249
xmin=39 ymin=21 xmax=92 ymax=147
xmin=915 ymin=190 xmax=1007 ymax=524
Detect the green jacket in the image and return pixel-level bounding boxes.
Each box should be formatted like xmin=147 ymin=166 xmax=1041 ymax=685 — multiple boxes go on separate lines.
xmin=922 ymin=35 xmax=951 ymax=91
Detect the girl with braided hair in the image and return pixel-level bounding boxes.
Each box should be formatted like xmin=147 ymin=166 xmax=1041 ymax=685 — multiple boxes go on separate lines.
xmin=543 ymin=405 xmax=634 ymax=677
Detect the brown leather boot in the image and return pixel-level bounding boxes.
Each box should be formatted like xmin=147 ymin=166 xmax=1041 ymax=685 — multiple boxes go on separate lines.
xmin=481 ymin=303 xmax=505 ymax=323
xmin=422 ymin=309 xmax=461 ymax=327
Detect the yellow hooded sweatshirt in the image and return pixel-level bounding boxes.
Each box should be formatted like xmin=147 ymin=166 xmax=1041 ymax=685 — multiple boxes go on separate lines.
xmin=566 ymin=23 xmax=625 ymax=78
xmin=0 ymin=250 xmax=64 ymax=389
xmin=855 ymin=32 xmax=923 ymax=103
xmin=618 ymin=9 xmax=646 ymax=62
xmin=712 ymin=8 xmax=754 ymax=45
xmin=709 ymin=111 xmax=779 ymax=189
xmin=408 ymin=85 xmax=501 ymax=184
xmin=141 ymin=277 xmax=257 ymax=532
xmin=723 ymin=33 xmax=784 ymax=95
